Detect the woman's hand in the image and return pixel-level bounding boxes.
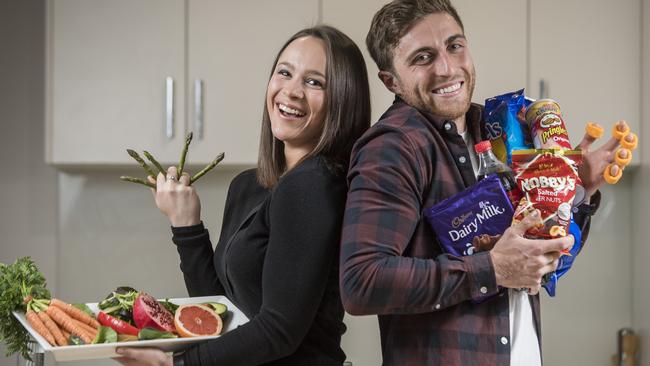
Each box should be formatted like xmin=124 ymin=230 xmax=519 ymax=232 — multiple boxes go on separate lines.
xmin=114 ymin=347 xmax=172 ymax=366
xmin=148 ymin=166 xmax=201 ymax=227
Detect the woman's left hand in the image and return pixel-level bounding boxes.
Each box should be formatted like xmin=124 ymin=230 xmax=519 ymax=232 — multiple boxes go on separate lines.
xmin=113 ymin=347 xmax=172 ymax=366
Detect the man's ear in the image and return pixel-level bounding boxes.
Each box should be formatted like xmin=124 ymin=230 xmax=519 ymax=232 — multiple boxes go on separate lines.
xmin=378 ymin=70 xmax=401 ymax=95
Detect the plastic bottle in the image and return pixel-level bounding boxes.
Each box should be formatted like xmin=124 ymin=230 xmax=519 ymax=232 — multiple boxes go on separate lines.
xmin=475 ymin=140 xmax=518 ymax=200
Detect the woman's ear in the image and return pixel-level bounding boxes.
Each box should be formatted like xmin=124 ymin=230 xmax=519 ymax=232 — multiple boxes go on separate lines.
xmin=378 ymin=70 xmax=401 ymax=95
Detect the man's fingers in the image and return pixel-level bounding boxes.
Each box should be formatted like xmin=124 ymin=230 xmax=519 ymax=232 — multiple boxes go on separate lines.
xmin=167 ymin=166 xmax=178 ymax=179
xmin=537 ymin=235 xmax=574 ymax=254
xmin=510 ymin=210 xmax=542 ymax=236
xmin=600 ymin=135 xmax=621 ymax=152
xmin=574 ymin=132 xmax=597 ymax=151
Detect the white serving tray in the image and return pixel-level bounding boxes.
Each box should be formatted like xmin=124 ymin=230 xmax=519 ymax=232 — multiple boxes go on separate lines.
xmin=13 ymin=295 xmax=248 ymax=362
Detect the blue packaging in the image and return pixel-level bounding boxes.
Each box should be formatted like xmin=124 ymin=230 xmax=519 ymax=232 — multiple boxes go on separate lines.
xmin=484 ymin=89 xmax=534 ymax=164
xmin=424 ymin=174 xmax=514 ymax=257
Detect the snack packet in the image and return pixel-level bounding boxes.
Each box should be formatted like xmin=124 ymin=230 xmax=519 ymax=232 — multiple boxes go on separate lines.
xmin=484 ymin=89 xmax=533 ymax=164
xmin=424 ymin=174 xmax=514 ymax=257
xmin=543 ymin=219 xmax=582 ymax=297
xmin=511 ymin=149 xmax=583 ymax=241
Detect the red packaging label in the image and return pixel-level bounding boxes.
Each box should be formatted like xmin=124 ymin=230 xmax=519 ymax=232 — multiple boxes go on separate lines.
xmin=511 ymin=149 xmax=582 ymax=239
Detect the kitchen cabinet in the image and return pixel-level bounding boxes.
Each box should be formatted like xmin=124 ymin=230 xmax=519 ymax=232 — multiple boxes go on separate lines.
xmin=46 ymin=0 xmax=185 ymax=165
xmin=187 ymin=0 xmax=319 ymax=166
xmin=46 ymin=0 xmax=319 ymax=166
xmin=529 ymin=0 xmax=640 ymax=158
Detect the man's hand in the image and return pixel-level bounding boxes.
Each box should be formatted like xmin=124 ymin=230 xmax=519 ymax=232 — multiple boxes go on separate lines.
xmin=575 ymin=121 xmax=635 ymax=198
xmin=489 ymin=210 xmax=574 ymax=295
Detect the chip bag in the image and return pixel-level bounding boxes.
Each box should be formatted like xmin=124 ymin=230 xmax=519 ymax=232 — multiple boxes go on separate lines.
xmin=484 ymin=89 xmax=534 ymax=164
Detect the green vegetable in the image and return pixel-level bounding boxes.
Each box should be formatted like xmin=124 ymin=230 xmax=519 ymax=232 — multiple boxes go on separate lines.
xmin=98 ymin=286 xmax=139 ymax=325
xmin=203 ymin=302 xmax=227 ymax=316
xmin=190 ymin=153 xmax=225 ymax=184
xmin=127 ymin=149 xmax=157 ymax=178
xmin=138 ymin=328 xmax=177 ymax=340
xmin=93 ymin=326 xmax=118 ymax=344
xmin=178 ymin=132 xmax=193 ymax=178
xmin=143 ymin=151 xmax=166 ymax=175
xmin=160 ymin=299 xmax=179 ymax=314
xmin=117 ymin=334 xmax=139 ymax=343
xmin=0 ymin=257 xmax=51 ymax=360
xmin=121 ymin=133 xmax=224 ymax=189
xmin=69 ymin=335 xmax=85 ymax=346
xmin=73 ymin=303 xmax=95 ymax=317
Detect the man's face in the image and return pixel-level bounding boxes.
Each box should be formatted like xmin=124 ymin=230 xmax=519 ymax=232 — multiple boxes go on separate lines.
xmin=383 ymin=12 xmax=476 ymax=121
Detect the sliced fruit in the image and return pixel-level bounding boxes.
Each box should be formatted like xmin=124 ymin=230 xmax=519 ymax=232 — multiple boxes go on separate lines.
xmin=174 ymin=304 xmax=223 ymax=338
xmin=133 ymin=293 xmax=176 ymax=333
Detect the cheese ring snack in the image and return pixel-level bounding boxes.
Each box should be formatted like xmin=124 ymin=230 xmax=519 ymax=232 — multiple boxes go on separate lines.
xmin=585 ymin=122 xmax=604 ymax=140
xmin=620 ymin=133 xmax=638 ymax=151
xmin=615 ymin=148 xmax=632 ymax=167
xmin=612 ymin=121 xmax=630 ymax=140
xmin=603 ymin=164 xmax=623 ymax=184
xmin=549 ymin=225 xmax=567 ymax=238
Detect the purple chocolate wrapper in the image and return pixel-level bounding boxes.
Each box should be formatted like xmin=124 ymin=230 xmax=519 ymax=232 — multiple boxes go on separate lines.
xmin=424 ymin=174 xmax=514 ymax=257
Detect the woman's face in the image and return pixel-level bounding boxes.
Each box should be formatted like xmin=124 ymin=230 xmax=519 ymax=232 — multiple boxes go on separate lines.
xmin=266 ymin=36 xmax=327 ymax=153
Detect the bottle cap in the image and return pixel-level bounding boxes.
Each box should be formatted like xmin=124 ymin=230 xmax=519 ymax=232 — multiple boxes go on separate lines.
xmin=474 ymin=140 xmax=492 ymax=154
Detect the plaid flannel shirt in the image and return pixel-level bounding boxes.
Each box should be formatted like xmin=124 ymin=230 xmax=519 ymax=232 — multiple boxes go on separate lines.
xmin=340 ymin=97 xmax=596 ymax=365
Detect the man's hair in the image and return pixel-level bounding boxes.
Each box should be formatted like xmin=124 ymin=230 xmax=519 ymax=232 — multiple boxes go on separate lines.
xmin=257 ymin=25 xmax=371 ymax=188
xmin=366 ymin=0 xmax=464 ymax=72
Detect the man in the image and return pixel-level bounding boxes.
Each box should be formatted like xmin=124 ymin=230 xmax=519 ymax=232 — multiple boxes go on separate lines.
xmin=339 ymin=0 xmax=614 ymax=365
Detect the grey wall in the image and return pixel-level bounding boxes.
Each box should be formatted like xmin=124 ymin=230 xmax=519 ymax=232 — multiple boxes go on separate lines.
xmin=633 ymin=0 xmax=650 ymax=364
xmin=0 ymin=0 xmax=56 ymax=365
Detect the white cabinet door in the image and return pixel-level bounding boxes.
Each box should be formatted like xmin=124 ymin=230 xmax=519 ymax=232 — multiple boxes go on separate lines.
xmin=187 ymin=0 xmax=319 ymax=166
xmin=47 ymin=0 xmax=185 ymax=165
xmin=529 ymin=0 xmax=640 ymax=155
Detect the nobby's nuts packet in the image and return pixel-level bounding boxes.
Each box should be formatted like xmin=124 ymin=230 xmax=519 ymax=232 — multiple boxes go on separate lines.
xmin=511 ymin=149 xmax=583 ymax=242
xmin=424 ymin=174 xmax=514 ymax=257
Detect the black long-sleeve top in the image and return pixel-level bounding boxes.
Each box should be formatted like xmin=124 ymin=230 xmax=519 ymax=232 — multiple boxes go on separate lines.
xmin=172 ymin=155 xmax=347 ymax=366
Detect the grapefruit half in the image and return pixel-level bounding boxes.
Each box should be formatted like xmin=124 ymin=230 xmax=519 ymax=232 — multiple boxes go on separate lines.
xmin=174 ymin=304 xmax=223 ymax=338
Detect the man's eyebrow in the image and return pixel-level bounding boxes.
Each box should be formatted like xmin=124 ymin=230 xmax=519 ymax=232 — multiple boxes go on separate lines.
xmin=447 ymin=34 xmax=467 ymax=44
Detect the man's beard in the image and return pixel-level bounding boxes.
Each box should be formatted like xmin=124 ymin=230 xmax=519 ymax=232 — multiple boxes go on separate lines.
xmin=399 ymin=70 xmax=476 ymax=120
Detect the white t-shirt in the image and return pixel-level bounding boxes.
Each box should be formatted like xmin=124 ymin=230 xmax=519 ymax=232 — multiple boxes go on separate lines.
xmin=460 ymin=130 xmax=541 ymax=366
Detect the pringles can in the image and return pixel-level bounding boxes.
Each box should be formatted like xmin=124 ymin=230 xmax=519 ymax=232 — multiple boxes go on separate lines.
xmin=525 ymin=99 xmax=572 ymax=150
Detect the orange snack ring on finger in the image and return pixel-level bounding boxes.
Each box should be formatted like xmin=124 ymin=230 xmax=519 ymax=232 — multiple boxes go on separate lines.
xmin=612 ymin=121 xmax=630 ymax=140
xmin=620 ymin=133 xmax=638 ymax=150
xmin=603 ymin=164 xmax=623 ymax=184
xmin=585 ymin=122 xmax=604 ymax=139
xmin=615 ymin=148 xmax=632 ymax=167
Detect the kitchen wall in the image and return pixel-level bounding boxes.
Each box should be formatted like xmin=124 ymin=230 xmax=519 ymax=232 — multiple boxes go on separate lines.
xmin=0 ymin=1 xmax=645 ymax=366
xmin=633 ymin=0 xmax=650 ymax=364
xmin=0 ymin=0 xmax=57 ymax=365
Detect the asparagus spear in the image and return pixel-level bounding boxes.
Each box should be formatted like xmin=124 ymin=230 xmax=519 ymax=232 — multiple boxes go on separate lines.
xmin=178 ymin=132 xmax=193 ymax=178
xmin=127 ymin=149 xmax=157 ymax=178
xmin=143 ymin=150 xmax=166 ymax=176
xmin=120 ymin=176 xmax=156 ymax=189
xmin=190 ymin=153 xmax=225 ymax=184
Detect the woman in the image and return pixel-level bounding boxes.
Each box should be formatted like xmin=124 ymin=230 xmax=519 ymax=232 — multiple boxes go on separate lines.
xmin=115 ymin=25 xmax=370 ymax=366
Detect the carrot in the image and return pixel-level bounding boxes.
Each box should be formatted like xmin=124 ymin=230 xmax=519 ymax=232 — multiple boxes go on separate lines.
xmin=46 ymin=305 xmax=93 ymax=344
xmin=72 ymin=318 xmax=98 ymax=338
xmin=50 ymin=299 xmax=100 ymax=329
xmin=61 ymin=329 xmax=71 ymax=343
xmin=37 ymin=311 xmax=67 ymax=346
xmin=26 ymin=309 xmax=56 ymax=346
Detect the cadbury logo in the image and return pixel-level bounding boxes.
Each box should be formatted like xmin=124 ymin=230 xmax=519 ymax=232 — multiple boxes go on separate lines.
xmin=452 ymin=212 xmax=473 ymax=228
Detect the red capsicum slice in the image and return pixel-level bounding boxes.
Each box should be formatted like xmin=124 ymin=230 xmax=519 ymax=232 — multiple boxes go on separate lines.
xmin=97 ymin=311 xmax=141 ymax=336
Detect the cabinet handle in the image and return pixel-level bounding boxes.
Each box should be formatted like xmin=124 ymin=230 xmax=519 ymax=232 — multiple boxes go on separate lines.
xmin=194 ymin=79 xmax=204 ymax=140
xmin=539 ymin=79 xmax=548 ymax=99
xmin=165 ymin=76 xmax=174 ymax=139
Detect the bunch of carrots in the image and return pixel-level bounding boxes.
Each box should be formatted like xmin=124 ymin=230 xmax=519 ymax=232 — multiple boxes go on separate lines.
xmin=24 ymin=296 xmax=100 ymax=346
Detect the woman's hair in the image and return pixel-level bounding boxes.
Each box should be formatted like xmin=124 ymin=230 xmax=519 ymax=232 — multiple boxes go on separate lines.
xmin=366 ymin=0 xmax=464 ymax=72
xmin=257 ymin=25 xmax=371 ymax=188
